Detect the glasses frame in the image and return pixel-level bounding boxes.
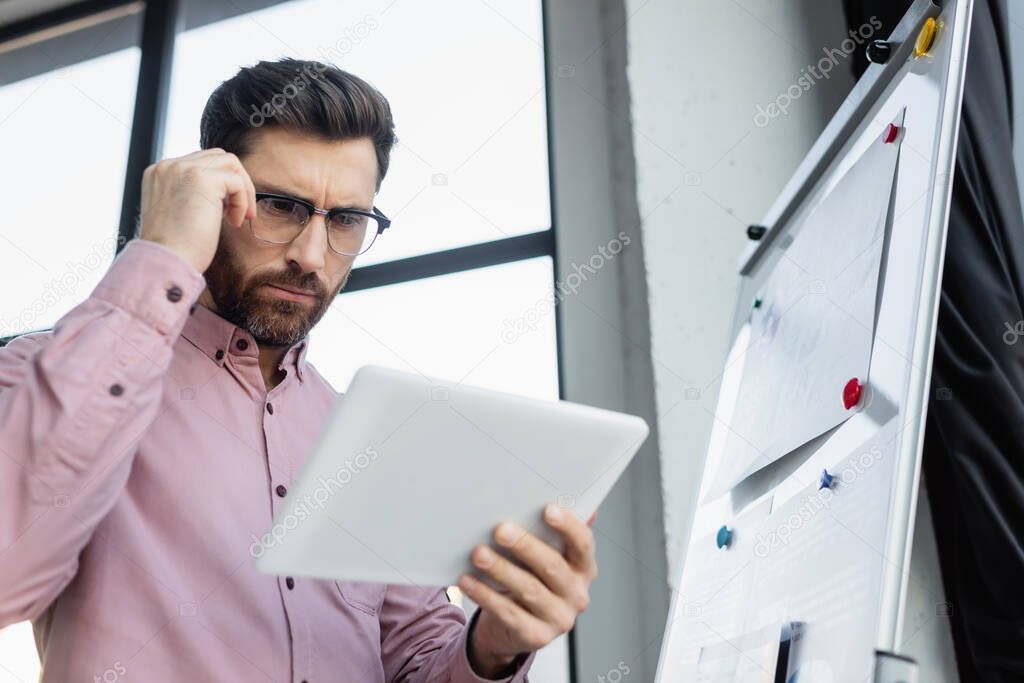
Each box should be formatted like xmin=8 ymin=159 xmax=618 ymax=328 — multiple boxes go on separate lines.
xmin=248 ymin=191 xmax=392 ymax=256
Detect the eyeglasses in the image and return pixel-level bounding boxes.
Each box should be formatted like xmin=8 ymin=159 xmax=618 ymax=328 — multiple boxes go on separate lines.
xmin=248 ymin=192 xmax=391 ymax=256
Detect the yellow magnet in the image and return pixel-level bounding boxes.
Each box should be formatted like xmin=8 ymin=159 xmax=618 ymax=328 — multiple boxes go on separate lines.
xmin=914 ymin=17 xmax=937 ymax=58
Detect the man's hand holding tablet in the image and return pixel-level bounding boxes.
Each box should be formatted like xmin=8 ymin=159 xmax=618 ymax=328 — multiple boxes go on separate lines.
xmin=463 ymin=507 xmax=599 ymax=677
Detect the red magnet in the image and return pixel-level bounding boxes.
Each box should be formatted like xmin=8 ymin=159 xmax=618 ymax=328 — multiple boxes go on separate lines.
xmin=881 ymin=124 xmax=900 ymax=144
xmin=843 ymin=378 xmax=863 ymax=409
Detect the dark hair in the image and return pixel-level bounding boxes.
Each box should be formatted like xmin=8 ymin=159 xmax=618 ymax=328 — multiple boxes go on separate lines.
xmin=200 ymin=58 xmax=397 ymax=191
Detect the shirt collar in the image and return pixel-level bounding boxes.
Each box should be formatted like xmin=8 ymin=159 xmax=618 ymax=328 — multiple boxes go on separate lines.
xmin=181 ymin=303 xmax=308 ymax=382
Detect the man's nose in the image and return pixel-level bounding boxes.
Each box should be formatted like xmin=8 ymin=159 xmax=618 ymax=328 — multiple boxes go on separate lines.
xmin=285 ymin=214 xmax=328 ymax=274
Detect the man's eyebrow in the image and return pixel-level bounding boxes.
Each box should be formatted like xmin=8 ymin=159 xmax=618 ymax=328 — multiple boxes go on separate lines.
xmin=253 ymin=182 xmax=371 ymax=212
xmin=253 ymin=182 xmax=315 ymax=206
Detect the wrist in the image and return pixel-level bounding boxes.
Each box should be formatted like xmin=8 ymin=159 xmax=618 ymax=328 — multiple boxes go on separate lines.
xmin=138 ymin=237 xmax=207 ymax=274
xmin=467 ymin=611 xmax=520 ymax=679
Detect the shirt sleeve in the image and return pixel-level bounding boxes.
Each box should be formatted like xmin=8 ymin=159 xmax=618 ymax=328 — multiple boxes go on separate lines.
xmin=378 ymin=585 xmax=536 ymax=683
xmin=0 ymin=238 xmax=205 ymax=626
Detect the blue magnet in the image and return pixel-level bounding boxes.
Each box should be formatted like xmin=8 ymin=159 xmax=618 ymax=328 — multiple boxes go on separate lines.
xmin=716 ymin=525 xmax=732 ymax=549
xmin=819 ymin=469 xmax=837 ymax=490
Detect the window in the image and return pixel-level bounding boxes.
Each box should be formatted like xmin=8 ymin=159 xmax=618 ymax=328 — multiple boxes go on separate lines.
xmin=163 ymin=0 xmax=550 ymax=266
xmin=307 ymin=258 xmax=558 ymax=396
xmin=0 ymin=619 xmax=38 ymax=682
xmin=0 ymin=47 xmax=140 ymax=339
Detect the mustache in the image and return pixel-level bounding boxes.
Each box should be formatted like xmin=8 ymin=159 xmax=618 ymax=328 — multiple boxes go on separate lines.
xmin=252 ymin=275 xmax=325 ymax=298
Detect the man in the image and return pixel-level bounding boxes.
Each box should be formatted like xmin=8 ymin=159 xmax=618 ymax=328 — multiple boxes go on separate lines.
xmin=0 ymin=58 xmax=596 ymax=682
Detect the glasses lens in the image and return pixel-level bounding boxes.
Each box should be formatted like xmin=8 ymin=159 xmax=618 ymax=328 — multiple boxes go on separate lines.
xmin=327 ymin=211 xmax=381 ymax=255
xmin=252 ymin=197 xmax=308 ymax=243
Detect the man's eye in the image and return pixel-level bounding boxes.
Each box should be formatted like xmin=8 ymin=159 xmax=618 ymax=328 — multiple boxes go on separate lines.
xmin=264 ymin=199 xmax=295 ymax=215
xmin=333 ymin=213 xmax=364 ymax=228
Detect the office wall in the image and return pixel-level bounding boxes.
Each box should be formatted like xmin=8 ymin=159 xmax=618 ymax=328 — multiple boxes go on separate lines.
xmin=545 ymin=1 xmax=670 ymax=680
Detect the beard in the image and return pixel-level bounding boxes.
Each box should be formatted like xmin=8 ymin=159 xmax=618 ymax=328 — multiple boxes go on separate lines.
xmin=202 ymin=239 xmax=348 ymax=347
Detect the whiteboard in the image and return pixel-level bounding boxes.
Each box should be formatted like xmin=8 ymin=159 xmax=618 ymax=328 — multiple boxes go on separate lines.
xmin=656 ymin=0 xmax=973 ymax=681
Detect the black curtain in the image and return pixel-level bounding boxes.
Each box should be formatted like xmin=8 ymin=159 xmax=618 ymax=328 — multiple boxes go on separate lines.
xmin=845 ymin=1 xmax=1024 ymax=681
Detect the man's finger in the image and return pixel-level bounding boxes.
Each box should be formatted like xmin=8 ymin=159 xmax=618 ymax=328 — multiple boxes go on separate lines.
xmin=458 ymin=572 xmax=552 ymax=645
xmin=492 ymin=522 xmax=576 ymax=597
xmin=544 ymin=504 xmax=597 ymax=577
xmin=469 ymin=545 xmax=571 ymax=626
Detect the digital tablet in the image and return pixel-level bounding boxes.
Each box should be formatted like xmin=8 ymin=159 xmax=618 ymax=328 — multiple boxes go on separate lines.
xmin=254 ymin=364 xmax=649 ymax=587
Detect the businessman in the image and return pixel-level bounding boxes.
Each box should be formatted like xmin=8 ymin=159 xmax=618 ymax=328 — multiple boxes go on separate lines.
xmin=0 ymin=58 xmax=596 ymax=682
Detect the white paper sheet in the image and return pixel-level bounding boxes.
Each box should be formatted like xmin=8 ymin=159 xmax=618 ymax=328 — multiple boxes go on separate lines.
xmin=703 ymin=112 xmax=903 ymax=500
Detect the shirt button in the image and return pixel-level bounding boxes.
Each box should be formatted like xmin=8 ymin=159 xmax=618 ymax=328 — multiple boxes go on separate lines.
xmin=166 ymin=285 xmax=183 ymax=302
xmin=266 ymin=402 xmax=274 ymax=414
xmin=235 ymin=338 xmax=249 ymax=351
xmin=285 ymin=577 xmax=295 ymax=590
xmin=276 ymin=484 xmax=287 ymax=497
xmin=215 ymin=349 xmax=225 ymax=361
xmin=109 ymin=383 xmax=124 ymax=396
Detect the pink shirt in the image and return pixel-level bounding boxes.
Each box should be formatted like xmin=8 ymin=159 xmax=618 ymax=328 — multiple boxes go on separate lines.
xmin=0 ymin=239 xmax=533 ymax=682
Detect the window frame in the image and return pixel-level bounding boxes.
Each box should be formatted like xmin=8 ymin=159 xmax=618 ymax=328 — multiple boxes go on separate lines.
xmin=0 ymin=0 xmax=557 ymax=339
